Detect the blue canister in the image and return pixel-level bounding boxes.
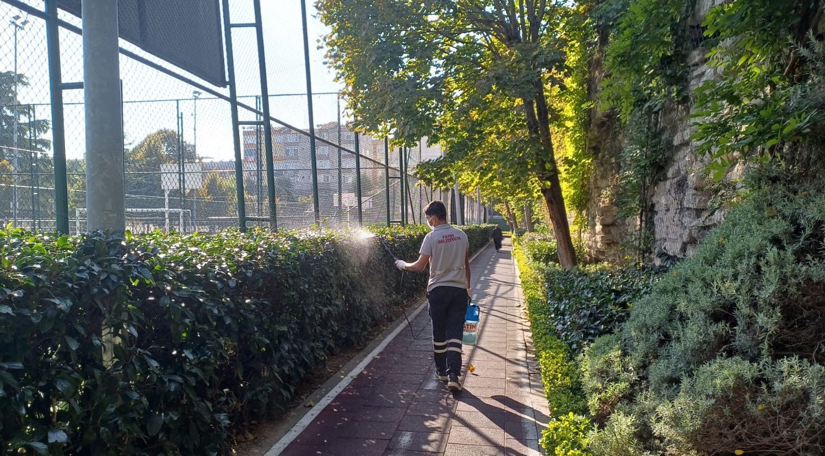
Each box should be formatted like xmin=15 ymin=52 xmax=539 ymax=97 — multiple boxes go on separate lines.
xmin=463 ymin=299 xmax=479 ymax=345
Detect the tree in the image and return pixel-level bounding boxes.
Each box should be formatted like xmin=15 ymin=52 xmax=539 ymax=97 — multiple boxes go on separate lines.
xmin=318 ymin=0 xmax=579 ymax=267
xmin=1 ymin=71 xmax=53 ymax=224
xmin=125 ymin=129 xmax=196 ymax=206
xmin=1 ymin=71 xmax=51 ymax=155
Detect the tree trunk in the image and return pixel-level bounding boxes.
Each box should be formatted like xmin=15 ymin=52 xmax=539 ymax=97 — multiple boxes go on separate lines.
xmin=522 ymin=81 xmax=577 ymax=268
xmin=459 ymin=192 xmax=466 ymax=225
xmin=449 ymin=187 xmax=457 ymax=224
xmin=504 ymin=200 xmax=518 ymax=230
xmin=524 ymin=204 xmax=534 ymax=232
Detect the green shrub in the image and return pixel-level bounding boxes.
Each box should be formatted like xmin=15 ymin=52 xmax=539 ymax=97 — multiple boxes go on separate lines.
xmin=541 ymin=412 xmax=592 ymax=456
xmin=586 ymin=411 xmax=648 ymax=456
xmin=544 ymin=265 xmax=655 ymax=356
xmin=583 ymin=178 xmax=825 ymax=455
xmin=653 ymin=356 xmax=825 ymax=455
xmin=521 ymin=233 xmax=559 ymax=265
xmin=578 ymin=334 xmax=636 ymax=424
xmin=0 ymin=224 xmax=492 ymax=454
xmin=513 ymin=238 xmax=590 ymax=455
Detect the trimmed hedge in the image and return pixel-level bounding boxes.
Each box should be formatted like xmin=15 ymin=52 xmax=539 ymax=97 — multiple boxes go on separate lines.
xmin=514 ymin=233 xmax=659 ymax=456
xmin=0 ymin=224 xmax=493 ymax=455
xmin=512 ymin=236 xmax=590 ymax=455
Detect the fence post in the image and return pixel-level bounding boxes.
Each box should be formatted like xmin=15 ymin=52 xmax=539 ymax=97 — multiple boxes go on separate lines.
xmin=300 ymin=0 xmax=320 ymax=225
xmin=355 ymin=132 xmax=362 ymax=226
xmin=221 ymin=0 xmax=247 ymax=231
xmin=252 ymin=0 xmax=277 ymax=230
xmin=384 ymin=137 xmax=390 ymax=226
xmin=46 ymin=0 xmax=69 ymax=234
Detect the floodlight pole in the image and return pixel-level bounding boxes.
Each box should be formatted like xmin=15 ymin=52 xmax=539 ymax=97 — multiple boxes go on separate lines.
xmin=193 ymin=90 xmax=200 ymax=230
xmin=10 ymin=15 xmax=26 ymax=226
xmin=83 ymin=0 xmax=125 ymax=232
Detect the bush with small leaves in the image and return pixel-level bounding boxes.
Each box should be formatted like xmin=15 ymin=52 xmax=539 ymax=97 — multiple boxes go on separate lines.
xmin=584 ymin=176 xmax=825 ymax=455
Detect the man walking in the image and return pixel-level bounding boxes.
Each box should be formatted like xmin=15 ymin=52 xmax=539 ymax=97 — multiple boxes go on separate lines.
xmin=395 ymin=200 xmax=470 ymax=392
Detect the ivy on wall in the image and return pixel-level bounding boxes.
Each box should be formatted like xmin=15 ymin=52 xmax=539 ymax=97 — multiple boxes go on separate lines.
xmin=588 ymin=0 xmax=825 ymax=260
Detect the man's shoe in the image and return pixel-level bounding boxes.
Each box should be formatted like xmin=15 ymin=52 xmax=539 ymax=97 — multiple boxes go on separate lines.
xmin=436 ymin=371 xmax=448 ymax=382
xmin=447 ymin=374 xmax=462 ymax=392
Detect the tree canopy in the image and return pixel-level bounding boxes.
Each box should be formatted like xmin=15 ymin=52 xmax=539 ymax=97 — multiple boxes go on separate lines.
xmin=318 ymin=0 xmax=586 ymax=267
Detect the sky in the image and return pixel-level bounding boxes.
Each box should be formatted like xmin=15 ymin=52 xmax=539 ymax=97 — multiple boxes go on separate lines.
xmin=0 ymin=0 xmax=354 ymax=162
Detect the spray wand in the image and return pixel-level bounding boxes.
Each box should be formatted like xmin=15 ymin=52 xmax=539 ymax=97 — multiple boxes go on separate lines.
xmin=378 ymin=236 xmax=416 ymax=340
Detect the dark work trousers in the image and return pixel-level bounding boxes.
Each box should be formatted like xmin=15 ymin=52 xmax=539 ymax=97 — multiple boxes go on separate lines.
xmin=427 ymin=285 xmax=467 ymax=376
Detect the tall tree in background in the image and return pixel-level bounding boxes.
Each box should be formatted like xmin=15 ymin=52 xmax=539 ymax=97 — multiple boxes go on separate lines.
xmin=0 ymin=71 xmax=51 ymax=155
xmin=125 ymin=128 xmax=195 ymax=206
xmin=318 ymin=0 xmax=579 ymax=267
xmin=1 ymin=71 xmax=52 ymax=221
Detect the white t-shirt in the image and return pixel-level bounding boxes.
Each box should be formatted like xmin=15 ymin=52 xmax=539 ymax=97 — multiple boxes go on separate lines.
xmin=419 ymin=224 xmax=469 ymax=292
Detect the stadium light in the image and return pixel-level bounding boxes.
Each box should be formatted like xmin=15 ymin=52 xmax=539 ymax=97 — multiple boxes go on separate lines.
xmin=10 ymin=14 xmax=28 ymax=226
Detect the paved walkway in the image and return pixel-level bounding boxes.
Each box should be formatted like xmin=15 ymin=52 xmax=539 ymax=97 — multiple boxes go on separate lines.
xmin=276 ymin=237 xmax=548 ymax=455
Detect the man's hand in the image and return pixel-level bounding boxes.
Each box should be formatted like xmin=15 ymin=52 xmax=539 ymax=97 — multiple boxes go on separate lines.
xmin=395 ymin=259 xmax=406 ymax=270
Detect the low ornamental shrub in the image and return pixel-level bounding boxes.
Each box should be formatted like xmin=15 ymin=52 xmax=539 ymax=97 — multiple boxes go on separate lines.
xmin=544 ymin=265 xmax=656 ymax=356
xmin=582 ymin=177 xmax=825 ymax=455
xmin=0 ymin=224 xmax=494 ymax=455
xmin=520 ymin=232 xmax=560 ymax=265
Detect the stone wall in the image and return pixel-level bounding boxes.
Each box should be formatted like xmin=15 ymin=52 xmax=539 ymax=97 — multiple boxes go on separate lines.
xmin=583 ymin=0 xmax=735 ymax=265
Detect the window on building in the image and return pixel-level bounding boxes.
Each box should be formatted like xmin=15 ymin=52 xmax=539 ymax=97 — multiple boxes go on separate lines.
xmin=286 ymin=147 xmax=299 ymax=157
xmin=321 ymin=174 xmax=332 ymax=183
xmin=318 ymin=146 xmax=329 ymax=155
xmin=344 ymin=133 xmax=355 ymax=141
xmin=274 ymin=135 xmax=284 ymax=143
xmin=286 ymin=134 xmax=299 ymax=142
xmin=318 ymin=160 xmax=331 ymax=169
xmin=344 ymin=175 xmax=354 ymax=184
xmin=342 ymin=159 xmax=355 ymax=168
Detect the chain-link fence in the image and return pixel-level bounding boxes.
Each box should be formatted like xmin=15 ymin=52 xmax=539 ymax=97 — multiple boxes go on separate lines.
xmin=0 ymin=0 xmax=486 ymax=235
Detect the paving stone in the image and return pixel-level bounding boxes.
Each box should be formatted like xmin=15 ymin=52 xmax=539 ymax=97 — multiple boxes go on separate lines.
xmin=396 ymin=414 xmax=451 ymax=433
xmin=443 ymin=443 xmax=506 ymax=456
xmin=330 ymin=421 xmax=400 ymax=439
xmin=388 ymin=430 xmax=449 ymax=453
xmin=406 ymin=400 xmax=455 ymax=416
xmin=383 ymin=450 xmax=440 ymax=456
xmin=504 ymin=437 xmax=543 ymax=456
xmin=286 ymin=437 xmax=390 ymax=454
xmin=462 ymin=387 xmax=506 ymax=398
xmin=448 ymin=424 xmax=506 ymax=446
xmin=504 ymin=418 xmax=539 ymax=440
xmin=325 ymin=407 xmax=408 ymax=423
xmin=462 ymin=376 xmax=507 ymax=389
xmin=413 ymin=389 xmax=457 ymax=404
xmin=453 ymin=410 xmax=506 ymax=429
xmin=362 ymin=392 xmax=416 ymax=408
xmin=455 ymin=396 xmax=508 ymax=413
